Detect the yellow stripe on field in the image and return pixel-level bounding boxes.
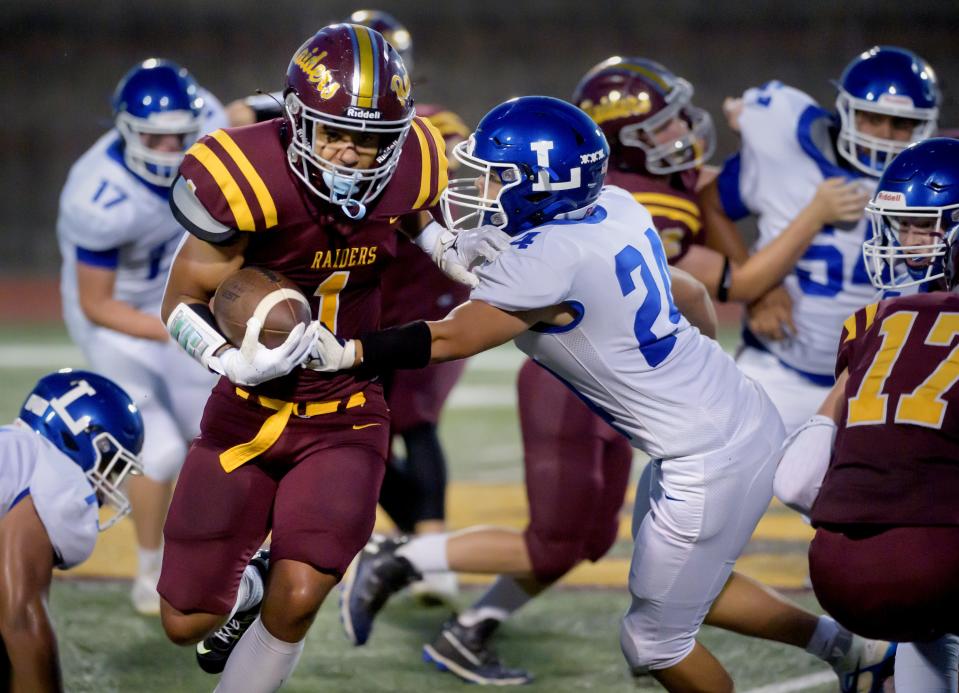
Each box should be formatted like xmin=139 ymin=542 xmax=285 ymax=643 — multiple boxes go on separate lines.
xmin=64 ymin=484 xmax=813 ymax=589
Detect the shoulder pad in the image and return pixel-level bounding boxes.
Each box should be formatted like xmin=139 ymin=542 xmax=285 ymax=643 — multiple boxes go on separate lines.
xmin=373 ymin=116 xmax=449 ymax=219
xmin=178 ymin=125 xmax=283 ymax=234
xmin=169 ymin=175 xmax=237 ymax=244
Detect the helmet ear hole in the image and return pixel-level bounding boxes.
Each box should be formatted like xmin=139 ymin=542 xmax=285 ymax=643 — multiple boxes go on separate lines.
xmin=59 ymin=431 xmax=79 ymax=452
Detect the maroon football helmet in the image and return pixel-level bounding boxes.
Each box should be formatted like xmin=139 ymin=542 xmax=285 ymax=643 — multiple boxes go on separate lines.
xmin=284 ymin=23 xmax=414 ymax=218
xmin=572 ymin=56 xmax=715 ymax=175
xmin=348 ymin=9 xmax=414 ymax=74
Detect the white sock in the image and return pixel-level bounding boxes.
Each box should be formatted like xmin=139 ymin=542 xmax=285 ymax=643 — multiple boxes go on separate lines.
xmin=137 ymin=547 xmax=162 ymax=579
xmin=805 ymin=616 xmax=851 ymax=666
xmin=227 ymin=563 xmax=265 ymax=621
xmin=458 ymin=576 xmax=535 ymax=627
xmin=214 ymin=617 xmax=304 ymax=693
xmin=895 ymin=636 xmax=959 ymax=693
xmin=396 ymin=533 xmax=449 ymax=573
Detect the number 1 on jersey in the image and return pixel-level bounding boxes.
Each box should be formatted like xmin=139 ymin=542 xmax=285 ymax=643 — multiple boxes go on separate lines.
xmin=313 ymin=271 xmax=349 ymax=333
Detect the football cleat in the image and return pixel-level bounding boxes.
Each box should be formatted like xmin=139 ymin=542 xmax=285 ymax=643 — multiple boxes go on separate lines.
xmin=340 ymin=534 xmax=421 ymax=645
xmin=423 ymin=617 xmax=533 ymax=686
xmin=834 ymin=637 xmax=897 ymax=693
xmin=195 ymin=548 xmax=270 ymax=675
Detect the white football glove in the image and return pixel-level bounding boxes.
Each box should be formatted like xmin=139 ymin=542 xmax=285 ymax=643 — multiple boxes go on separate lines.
xmin=209 ymin=318 xmax=316 ymax=386
xmin=414 ymin=221 xmax=511 ymax=288
xmin=303 ymin=322 xmax=357 ymax=373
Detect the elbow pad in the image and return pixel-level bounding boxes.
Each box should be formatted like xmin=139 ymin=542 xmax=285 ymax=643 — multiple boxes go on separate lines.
xmin=772 ymin=414 xmax=837 ymax=516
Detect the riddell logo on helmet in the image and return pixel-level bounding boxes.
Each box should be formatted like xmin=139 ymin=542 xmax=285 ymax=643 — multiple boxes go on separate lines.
xmin=293 ymin=48 xmax=342 ymax=100
xmin=347 ymin=107 xmax=382 ymax=120
xmin=877 ymin=93 xmax=915 ymax=107
xmin=876 ymin=191 xmax=906 ymax=205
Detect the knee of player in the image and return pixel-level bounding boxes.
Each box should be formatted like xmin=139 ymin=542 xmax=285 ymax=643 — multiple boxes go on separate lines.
xmin=265 ymin=580 xmax=324 ymax=625
xmin=619 ymin=615 xmax=698 ymax=675
xmin=527 ymin=532 xmax=587 ymax=582
xmin=160 ymin=610 xmax=208 ymax=646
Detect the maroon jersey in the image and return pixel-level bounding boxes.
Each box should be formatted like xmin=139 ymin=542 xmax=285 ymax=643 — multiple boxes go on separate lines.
xmin=812 ymin=292 xmax=959 ymax=526
xmin=604 ymin=167 xmax=704 ymax=262
xmin=380 ymin=104 xmax=471 ymax=326
xmin=176 ymin=116 xmax=448 ymax=401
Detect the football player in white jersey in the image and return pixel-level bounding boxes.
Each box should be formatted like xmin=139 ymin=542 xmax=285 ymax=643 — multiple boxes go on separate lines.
xmin=308 ymin=95 xmax=792 ymax=691
xmin=0 ymin=370 xmax=143 ymax=691
xmin=706 ymin=46 xmax=940 ymax=433
xmin=56 ymin=59 xmax=228 ymax=614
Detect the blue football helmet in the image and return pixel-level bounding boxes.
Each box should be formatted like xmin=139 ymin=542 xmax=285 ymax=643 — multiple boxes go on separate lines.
xmin=112 ymin=58 xmax=204 ymax=186
xmin=863 ymin=137 xmax=959 ymax=291
xmin=441 ymin=96 xmax=609 ymax=236
xmin=835 ymin=46 xmax=939 ymax=177
xmin=18 ymin=369 xmax=144 ymax=530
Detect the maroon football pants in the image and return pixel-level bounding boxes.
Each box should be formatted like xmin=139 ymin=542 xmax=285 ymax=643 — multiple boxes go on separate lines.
xmin=158 ymin=381 xmax=389 ymax=615
xmin=517 ymin=360 xmax=633 ymax=582
xmin=810 ymin=524 xmax=959 ymax=642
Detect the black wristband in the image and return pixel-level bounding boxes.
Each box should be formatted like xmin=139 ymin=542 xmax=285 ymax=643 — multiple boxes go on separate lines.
xmin=716 ymin=257 xmax=733 ymax=303
xmin=360 ymin=321 xmax=432 ymax=371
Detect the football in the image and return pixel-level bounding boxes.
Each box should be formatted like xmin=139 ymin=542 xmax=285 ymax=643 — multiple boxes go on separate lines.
xmin=212 ymin=266 xmax=312 ymax=349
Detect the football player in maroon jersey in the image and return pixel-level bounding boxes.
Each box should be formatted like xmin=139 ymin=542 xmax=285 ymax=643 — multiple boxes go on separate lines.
xmin=226 ymin=10 xmax=474 ymax=604
xmin=154 ymin=24 xmax=493 ymax=692
xmin=806 ymin=137 xmax=959 ymax=691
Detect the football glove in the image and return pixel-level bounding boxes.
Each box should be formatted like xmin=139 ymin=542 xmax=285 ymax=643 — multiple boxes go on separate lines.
xmin=303 ymin=322 xmax=357 ymax=373
xmin=414 ymin=221 xmax=511 ymax=288
xmin=209 ymin=318 xmax=316 ymax=386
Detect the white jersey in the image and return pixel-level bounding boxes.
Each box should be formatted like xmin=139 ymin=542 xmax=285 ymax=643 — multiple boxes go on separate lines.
xmin=57 ymin=89 xmax=228 ymax=342
xmin=472 ymin=186 xmax=769 ymax=460
xmin=0 ymin=424 xmax=99 ymax=569
xmin=718 ymin=82 xmax=877 ymax=381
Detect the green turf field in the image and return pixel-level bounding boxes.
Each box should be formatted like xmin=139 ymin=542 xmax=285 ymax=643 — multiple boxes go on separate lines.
xmin=3 ymin=322 xmax=846 ymax=692
xmin=51 ymin=581 xmax=839 ymax=692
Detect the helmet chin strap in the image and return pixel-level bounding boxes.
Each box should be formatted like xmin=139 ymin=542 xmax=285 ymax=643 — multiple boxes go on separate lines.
xmin=341 ymin=200 xmax=366 ymax=220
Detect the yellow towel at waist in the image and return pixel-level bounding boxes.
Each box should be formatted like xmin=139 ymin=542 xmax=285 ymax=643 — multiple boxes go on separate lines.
xmin=219 ymin=388 xmax=367 ymax=472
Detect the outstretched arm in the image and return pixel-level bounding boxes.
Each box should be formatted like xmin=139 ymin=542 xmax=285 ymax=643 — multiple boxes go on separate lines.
xmin=0 ymin=497 xmax=61 ymax=693
xmin=310 ymin=299 xmax=541 ymax=373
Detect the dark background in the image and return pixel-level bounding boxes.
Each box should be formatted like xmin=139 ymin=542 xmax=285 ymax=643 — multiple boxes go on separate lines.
xmin=3 ymin=0 xmax=957 ymax=274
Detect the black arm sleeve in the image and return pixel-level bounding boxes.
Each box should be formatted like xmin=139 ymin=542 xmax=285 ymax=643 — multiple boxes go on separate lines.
xmin=360 ymin=321 xmax=432 ymax=371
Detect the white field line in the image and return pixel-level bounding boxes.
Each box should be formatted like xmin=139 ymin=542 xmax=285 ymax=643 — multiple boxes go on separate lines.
xmin=741 ymin=670 xmax=834 ymax=693
xmin=0 ymin=344 xmax=84 ymax=369
xmin=0 ymin=343 xmax=518 ymax=409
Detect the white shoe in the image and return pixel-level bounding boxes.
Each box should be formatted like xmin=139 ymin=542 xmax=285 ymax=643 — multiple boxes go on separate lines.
xmin=409 ymin=571 xmax=459 ymax=607
xmin=131 ymin=574 xmax=161 ymax=615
